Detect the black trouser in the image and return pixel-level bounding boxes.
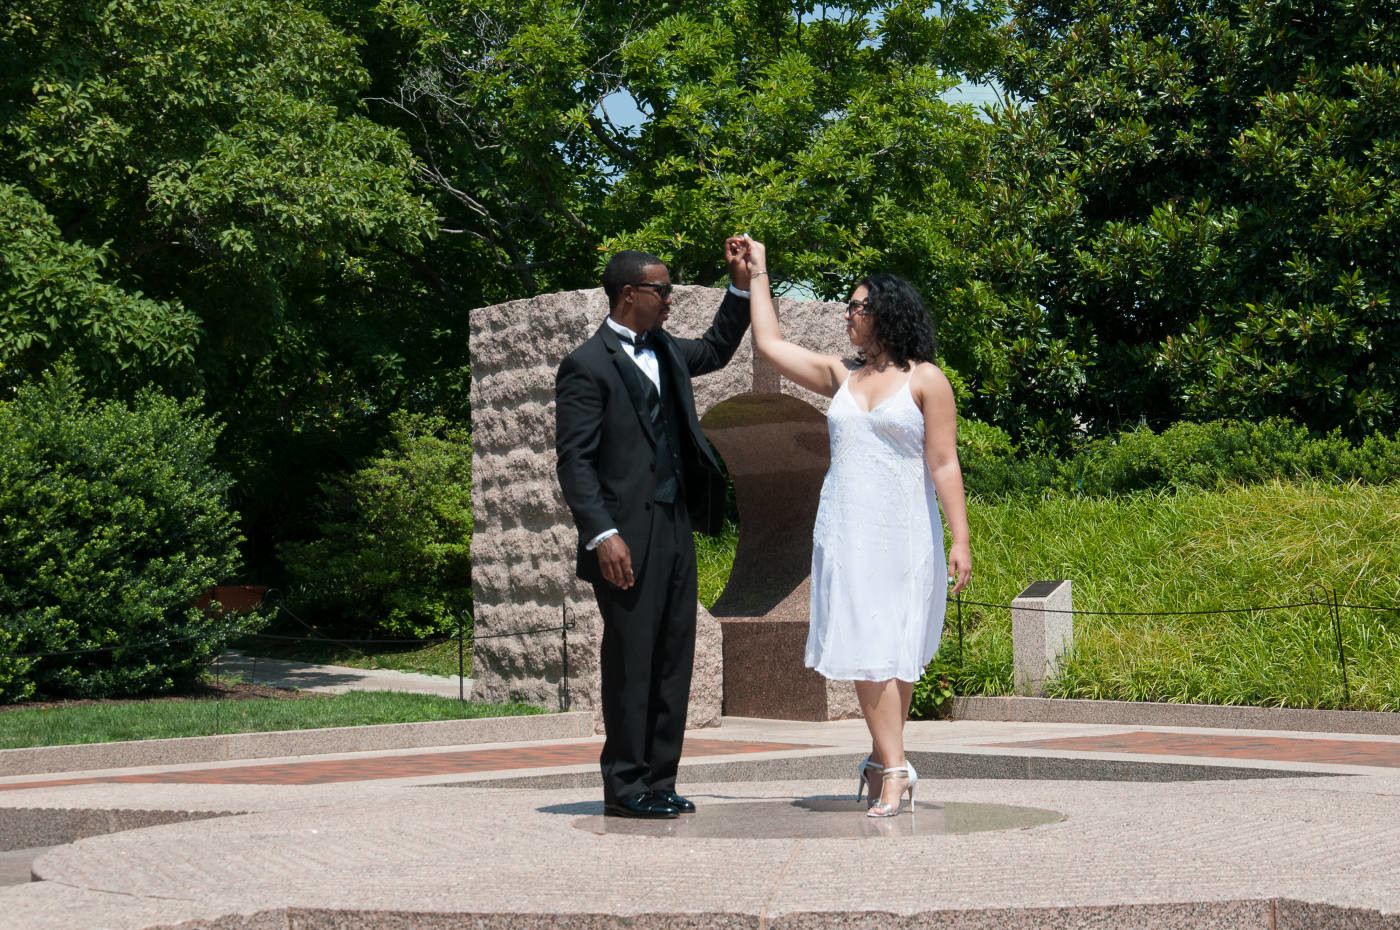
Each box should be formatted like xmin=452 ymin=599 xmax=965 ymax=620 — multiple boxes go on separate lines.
xmin=594 ymin=500 xmax=697 ymax=803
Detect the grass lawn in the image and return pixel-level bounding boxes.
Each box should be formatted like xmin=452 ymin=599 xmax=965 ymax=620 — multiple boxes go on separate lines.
xmin=232 ymin=634 xmax=470 ymax=679
xmin=697 ymin=480 xmax=1400 ymax=711
xmin=0 ymin=686 xmax=546 ymax=749
xmin=954 ymin=481 xmax=1400 ymax=710
xmin=695 ymin=521 xmax=740 ymax=609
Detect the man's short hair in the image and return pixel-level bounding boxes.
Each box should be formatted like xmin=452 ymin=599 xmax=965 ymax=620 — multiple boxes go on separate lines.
xmin=602 ymin=250 xmax=665 ymax=306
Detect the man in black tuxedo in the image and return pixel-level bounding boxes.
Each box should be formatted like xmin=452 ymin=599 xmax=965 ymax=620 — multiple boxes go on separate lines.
xmin=555 ymin=239 xmax=753 ymax=819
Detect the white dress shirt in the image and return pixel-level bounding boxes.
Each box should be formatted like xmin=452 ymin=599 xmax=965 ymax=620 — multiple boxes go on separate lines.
xmin=605 ymin=317 xmax=661 ymax=393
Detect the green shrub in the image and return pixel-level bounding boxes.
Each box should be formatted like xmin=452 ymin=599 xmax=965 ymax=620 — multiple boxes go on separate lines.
xmin=0 ymin=366 xmax=244 ymax=703
xmin=958 ymin=418 xmax=1058 ymax=499
xmin=1064 ymin=419 xmax=1400 ymax=496
xmin=910 ymin=650 xmax=958 ymax=719
xmin=965 ymin=418 xmax=1400 ymax=500
xmin=911 ymin=620 xmax=1015 ymax=718
xmin=1312 ymin=430 xmax=1400 ymax=486
xmin=1064 ymin=419 xmax=1309 ymax=494
xmin=277 ymin=411 xmax=471 ymax=639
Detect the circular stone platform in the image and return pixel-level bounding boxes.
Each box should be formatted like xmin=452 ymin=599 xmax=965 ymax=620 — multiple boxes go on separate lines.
xmin=16 ymin=775 xmax=1400 ymax=929
xmin=573 ymin=797 xmax=1064 ymax=838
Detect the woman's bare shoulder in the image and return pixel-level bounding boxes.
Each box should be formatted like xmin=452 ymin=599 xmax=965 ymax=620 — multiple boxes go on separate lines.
xmin=910 ymin=361 xmax=955 ymax=403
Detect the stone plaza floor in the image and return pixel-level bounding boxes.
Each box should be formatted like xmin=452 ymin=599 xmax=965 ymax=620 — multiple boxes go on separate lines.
xmin=3 ymin=713 xmax=1400 ymax=928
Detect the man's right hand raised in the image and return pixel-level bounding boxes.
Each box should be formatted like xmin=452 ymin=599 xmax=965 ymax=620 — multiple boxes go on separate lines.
xmin=596 ymin=534 xmax=635 ymax=589
xmin=725 ymin=235 xmax=752 ymax=291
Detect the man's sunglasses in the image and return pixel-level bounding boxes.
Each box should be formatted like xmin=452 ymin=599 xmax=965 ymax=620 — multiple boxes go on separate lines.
xmin=633 ymin=281 xmax=673 ymax=299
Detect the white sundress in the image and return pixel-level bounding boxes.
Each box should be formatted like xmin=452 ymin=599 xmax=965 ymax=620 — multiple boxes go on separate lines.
xmin=806 ymin=371 xmax=947 ymax=682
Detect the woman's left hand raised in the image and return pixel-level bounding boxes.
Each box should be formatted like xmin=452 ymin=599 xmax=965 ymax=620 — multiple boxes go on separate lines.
xmin=742 ymin=234 xmax=767 ymax=276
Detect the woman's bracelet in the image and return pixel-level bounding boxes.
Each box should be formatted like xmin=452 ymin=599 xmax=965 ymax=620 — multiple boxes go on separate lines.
xmin=751 ymin=270 xmax=769 ymax=278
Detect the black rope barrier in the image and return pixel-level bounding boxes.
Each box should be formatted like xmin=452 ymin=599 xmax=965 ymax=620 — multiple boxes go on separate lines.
xmin=2 ymin=589 xmax=1386 ymax=711
xmin=259 ymin=589 xmax=385 ymax=661
xmin=941 ymin=583 xmax=1387 ymax=707
xmin=2 ymin=631 xmax=219 ymax=660
xmin=0 ymin=614 xmax=580 ymax=663
xmin=1 ymin=595 xmax=1391 ymax=664
xmin=955 ymin=598 xmax=1336 ymax=617
xmin=241 ymin=631 xmax=454 ymax=646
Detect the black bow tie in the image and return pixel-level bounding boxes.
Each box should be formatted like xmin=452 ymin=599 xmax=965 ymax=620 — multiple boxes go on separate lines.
xmin=618 ymin=330 xmax=654 ymax=351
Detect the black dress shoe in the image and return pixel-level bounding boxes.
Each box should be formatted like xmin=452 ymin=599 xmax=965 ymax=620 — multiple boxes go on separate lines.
xmin=604 ymin=794 xmax=680 ymax=819
xmin=650 ymin=789 xmax=695 ymax=813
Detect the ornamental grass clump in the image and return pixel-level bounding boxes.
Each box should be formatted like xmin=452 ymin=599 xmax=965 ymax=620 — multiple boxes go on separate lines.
xmin=936 ymin=482 xmax=1400 ymax=712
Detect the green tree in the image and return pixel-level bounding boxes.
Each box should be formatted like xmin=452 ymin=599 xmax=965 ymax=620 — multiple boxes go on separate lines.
xmin=277 ymin=412 xmax=472 ymax=639
xmin=0 ymin=184 xmax=199 ymax=387
xmin=370 ymin=0 xmax=1002 ymax=303
xmin=2 ymin=0 xmax=439 ymax=571
xmin=960 ymin=0 xmax=1400 ymax=447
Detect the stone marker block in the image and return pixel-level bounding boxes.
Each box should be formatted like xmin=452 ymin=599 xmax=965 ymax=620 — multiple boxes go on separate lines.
xmin=1012 ymin=579 xmax=1074 ymax=697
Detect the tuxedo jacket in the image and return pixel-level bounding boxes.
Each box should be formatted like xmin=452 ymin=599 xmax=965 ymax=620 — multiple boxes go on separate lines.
xmin=555 ymin=291 xmax=751 ymax=586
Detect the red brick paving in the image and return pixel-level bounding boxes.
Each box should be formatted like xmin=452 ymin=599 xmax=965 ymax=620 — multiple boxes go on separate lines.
xmin=987 ymin=730 xmax=1400 ymax=768
xmin=0 ymin=738 xmax=815 ymax=792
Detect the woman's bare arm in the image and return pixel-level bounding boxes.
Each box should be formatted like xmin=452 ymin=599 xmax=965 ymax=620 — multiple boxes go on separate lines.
xmin=913 ymin=362 xmax=972 ymax=593
xmin=744 ymin=238 xmax=846 ymax=397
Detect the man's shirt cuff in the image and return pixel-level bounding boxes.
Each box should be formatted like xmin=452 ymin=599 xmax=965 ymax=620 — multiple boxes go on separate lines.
xmin=586 ymin=529 xmax=619 ymax=550
xmin=728 ymin=283 xmax=750 ymax=299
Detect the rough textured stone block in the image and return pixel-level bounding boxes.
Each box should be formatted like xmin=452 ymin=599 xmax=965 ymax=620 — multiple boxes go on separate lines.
xmin=1012 ymin=579 xmax=1074 ymax=697
xmin=470 ymin=286 xmax=860 ymax=729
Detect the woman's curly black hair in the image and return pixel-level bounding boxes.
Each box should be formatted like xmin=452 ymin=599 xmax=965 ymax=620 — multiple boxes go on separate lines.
xmin=854 ymin=273 xmax=937 ymax=370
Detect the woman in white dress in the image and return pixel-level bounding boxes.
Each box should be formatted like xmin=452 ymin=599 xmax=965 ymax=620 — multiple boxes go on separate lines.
xmin=740 ymin=237 xmax=972 ymax=816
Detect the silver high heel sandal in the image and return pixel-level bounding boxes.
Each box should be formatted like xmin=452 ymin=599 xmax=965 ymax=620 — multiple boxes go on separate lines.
xmin=856 ymin=755 xmax=884 ymax=803
xmin=866 ymin=760 xmax=918 ymax=817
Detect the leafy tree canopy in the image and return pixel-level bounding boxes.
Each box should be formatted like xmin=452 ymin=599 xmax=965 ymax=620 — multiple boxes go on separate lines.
xmin=2 ymin=0 xmax=434 ymax=386
xmin=2 ymin=0 xmax=443 ymax=565
xmin=960 ymin=0 xmax=1400 ymax=447
xmin=370 ymin=0 xmax=1003 ymax=302
xmin=1 ymin=183 xmax=199 ymax=385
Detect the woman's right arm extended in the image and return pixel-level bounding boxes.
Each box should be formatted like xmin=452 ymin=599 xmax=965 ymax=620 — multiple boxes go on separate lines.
xmin=744 ymin=237 xmax=845 ymax=398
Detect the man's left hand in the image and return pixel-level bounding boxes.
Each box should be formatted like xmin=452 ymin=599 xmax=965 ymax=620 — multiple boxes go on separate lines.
xmin=725 ymin=236 xmax=751 ymax=291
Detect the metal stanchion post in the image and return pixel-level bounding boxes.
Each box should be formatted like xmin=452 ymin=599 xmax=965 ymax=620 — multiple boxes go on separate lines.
xmin=1332 ymin=588 xmax=1350 ymax=706
xmin=561 ymin=604 xmax=570 ymax=712
xmin=213 ymin=649 xmax=221 ymax=736
xmin=956 ymin=592 xmax=964 ymax=669
xmin=458 ymin=611 xmax=467 ymax=704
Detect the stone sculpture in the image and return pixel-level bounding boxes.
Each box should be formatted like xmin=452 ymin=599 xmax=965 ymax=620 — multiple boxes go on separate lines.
xmin=470 ymin=285 xmax=858 ymax=729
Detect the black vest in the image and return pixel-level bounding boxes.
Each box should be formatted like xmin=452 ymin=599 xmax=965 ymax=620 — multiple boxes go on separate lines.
xmin=649 ymin=351 xmax=684 ymax=504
